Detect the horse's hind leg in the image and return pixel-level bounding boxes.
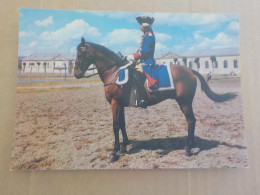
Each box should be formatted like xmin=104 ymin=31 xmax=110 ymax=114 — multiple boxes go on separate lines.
xmin=176 ymin=98 xmax=196 ymax=156
xmin=119 ymin=107 xmax=129 ymax=153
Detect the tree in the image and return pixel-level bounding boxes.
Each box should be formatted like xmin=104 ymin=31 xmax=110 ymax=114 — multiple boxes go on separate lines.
xmin=37 ymin=62 xmax=41 ymax=72
xmin=182 ymin=57 xmax=187 ymax=66
xmin=22 ymin=62 xmax=26 ymax=72
xmin=43 ymin=62 xmax=47 ymax=73
xmin=210 ymin=56 xmax=216 ymax=74
xmin=174 ymin=57 xmax=178 ymax=64
xmin=194 ymin=57 xmax=200 ymax=72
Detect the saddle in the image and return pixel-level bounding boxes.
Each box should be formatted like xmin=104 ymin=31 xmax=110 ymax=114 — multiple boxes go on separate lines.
xmin=116 ymin=60 xmax=175 ymax=107
xmin=117 ymin=63 xmax=175 ymax=91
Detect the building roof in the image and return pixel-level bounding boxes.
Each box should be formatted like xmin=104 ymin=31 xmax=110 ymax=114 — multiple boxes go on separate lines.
xmin=157 ymin=52 xmax=181 ymax=60
xmin=179 ymin=47 xmax=240 ymax=58
xmin=21 ymin=52 xmax=76 ymax=61
xmin=156 ymin=47 xmax=240 ymax=60
xmin=18 ymin=56 xmax=26 ymax=61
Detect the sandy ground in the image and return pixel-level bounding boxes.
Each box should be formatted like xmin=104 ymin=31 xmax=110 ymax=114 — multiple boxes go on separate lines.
xmin=11 ymin=78 xmax=248 ymax=169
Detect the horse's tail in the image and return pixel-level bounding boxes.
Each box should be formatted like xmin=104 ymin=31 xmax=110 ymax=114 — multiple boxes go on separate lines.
xmin=191 ymin=69 xmax=237 ymax=102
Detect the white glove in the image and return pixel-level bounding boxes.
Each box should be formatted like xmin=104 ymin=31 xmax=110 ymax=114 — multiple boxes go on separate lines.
xmin=127 ymin=55 xmax=135 ymax=61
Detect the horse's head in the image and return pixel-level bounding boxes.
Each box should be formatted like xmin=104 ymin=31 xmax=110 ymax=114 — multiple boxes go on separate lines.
xmin=74 ymin=37 xmax=95 ymax=79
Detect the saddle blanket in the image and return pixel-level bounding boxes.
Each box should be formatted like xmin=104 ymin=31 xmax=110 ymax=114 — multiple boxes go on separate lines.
xmin=142 ymin=64 xmax=175 ymax=92
xmin=116 ymin=68 xmax=129 ymax=85
xmin=116 ymin=64 xmax=175 ymax=92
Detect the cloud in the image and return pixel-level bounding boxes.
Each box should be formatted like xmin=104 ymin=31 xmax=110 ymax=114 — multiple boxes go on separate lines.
xmin=227 ymin=21 xmax=239 ymax=34
xmin=89 ymin=11 xmax=238 ymax=27
xmin=190 ymin=32 xmax=239 ymax=50
xmin=123 ymin=46 xmax=139 ymax=55
xmin=101 ymin=28 xmax=141 ymax=53
xmin=40 ymin=19 xmax=102 ymax=41
xmin=172 ymin=44 xmax=185 ymax=53
xmin=154 ymin=32 xmax=172 ymax=42
xmin=19 ymin=31 xmax=35 ymax=38
xmin=35 ymin=16 xmax=53 ymax=27
xmin=18 ymin=44 xmax=33 ymax=56
xmin=155 ymin=42 xmax=169 ymax=51
xmin=70 ymin=46 xmax=77 ymax=52
xmin=101 ymin=28 xmax=174 ymax=57
xmin=29 ymin=41 xmax=38 ymax=48
xmin=144 ymin=13 xmax=238 ymax=26
xmin=154 ymin=42 xmax=170 ymax=57
xmin=19 ymin=19 xmax=102 ymax=56
xmin=89 ymin=11 xmax=137 ymax=22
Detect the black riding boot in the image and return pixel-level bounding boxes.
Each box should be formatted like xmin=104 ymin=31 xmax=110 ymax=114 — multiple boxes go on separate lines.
xmin=134 ymin=71 xmax=147 ymax=108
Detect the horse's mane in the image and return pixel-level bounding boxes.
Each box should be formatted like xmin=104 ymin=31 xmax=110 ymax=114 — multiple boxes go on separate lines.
xmin=88 ymin=42 xmax=123 ymax=66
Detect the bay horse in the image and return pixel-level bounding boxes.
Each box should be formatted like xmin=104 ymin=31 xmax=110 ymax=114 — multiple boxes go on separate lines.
xmin=74 ymin=37 xmax=236 ymax=162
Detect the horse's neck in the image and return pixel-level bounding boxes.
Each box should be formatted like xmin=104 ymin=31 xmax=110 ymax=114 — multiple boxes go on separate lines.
xmin=89 ymin=43 xmax=121 ymax=84
xmin=95 ymin=61 xmax=119 ymax=84
xmin=100 ymin=66 xmax=119 ymax=84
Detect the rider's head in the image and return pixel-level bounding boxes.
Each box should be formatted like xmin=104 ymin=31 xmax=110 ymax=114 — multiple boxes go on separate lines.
xmin=136 ymin=15 xmax=154 ymax=33
xmin=140 ymin=23 xmax=152 ymax=32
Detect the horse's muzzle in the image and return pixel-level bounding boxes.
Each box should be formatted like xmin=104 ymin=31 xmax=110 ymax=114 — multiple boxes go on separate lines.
xmin=74 ymin=72 xmax=84 ymax=79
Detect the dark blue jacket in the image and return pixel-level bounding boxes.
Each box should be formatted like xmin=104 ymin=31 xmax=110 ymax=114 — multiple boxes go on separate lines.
xmin=133 ymin=31 xmax=155 ymax=66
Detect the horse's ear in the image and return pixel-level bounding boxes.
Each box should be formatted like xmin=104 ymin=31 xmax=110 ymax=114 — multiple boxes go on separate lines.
xmin=81 ymin=37 xmax=85 ymax=45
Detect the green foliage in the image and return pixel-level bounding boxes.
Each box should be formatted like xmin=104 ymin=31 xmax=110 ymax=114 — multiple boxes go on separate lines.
xmin=182 ymin=57 xmax=187 ymax=66
xmin=210 ymin=56 xmax=216 ymax=63
xmin=194 ymin=57 xmax=200 ymax=64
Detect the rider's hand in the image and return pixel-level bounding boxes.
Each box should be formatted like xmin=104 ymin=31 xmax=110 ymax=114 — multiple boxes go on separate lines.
xmin=127 ymin=55 xmax=135 ymax=61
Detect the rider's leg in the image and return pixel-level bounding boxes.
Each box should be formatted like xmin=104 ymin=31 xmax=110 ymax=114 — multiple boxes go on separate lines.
xmin=133 ymin=70 xmax=147 ymax=108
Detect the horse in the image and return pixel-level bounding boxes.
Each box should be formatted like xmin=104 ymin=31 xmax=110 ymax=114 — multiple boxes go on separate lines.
xmin=74 ymin=37 xmax=237 ymax=162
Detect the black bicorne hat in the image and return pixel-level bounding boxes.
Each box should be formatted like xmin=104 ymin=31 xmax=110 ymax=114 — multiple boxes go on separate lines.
xmin=136 ymin=15 xmax=155 ymax=25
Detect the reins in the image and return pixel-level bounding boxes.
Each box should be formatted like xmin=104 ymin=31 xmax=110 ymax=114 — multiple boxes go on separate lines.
xmin=103 ymin=66 xmax=120 ymax=87
xmin=83 ymin=72 xmax=99 ymax=78
xmin=82 ymin=62 xmax=120 ymax=86
xmin=78 ymin=42 xmax=128 ymax=86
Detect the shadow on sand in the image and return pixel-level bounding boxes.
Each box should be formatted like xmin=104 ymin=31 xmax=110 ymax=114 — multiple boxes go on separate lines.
xmin=127 ymin=136 xmax=246 ymax=156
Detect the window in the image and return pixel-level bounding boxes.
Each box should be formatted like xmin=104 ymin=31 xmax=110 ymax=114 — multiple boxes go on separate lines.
xmin=224 ymin=60 xmax=228 ymax=68
xmin=170 ymin=61 xmax=173 ymax=65
xmin=214 ymin=61 xmax=218 ymax=68
xmin=189 ymin=61 xmax=193 ymax=69
xmin=234 ymin=60 xmax=238 ymax=68
xmin=205 ymin=61 xmax=209 ymax=68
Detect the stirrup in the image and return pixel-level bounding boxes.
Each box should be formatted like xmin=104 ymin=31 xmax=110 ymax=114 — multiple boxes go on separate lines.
xmin=137 ymin=100 xmax=147 ymax=109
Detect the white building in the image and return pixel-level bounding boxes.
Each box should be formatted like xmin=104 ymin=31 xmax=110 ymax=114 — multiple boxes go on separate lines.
xmin=19 ymin=53 xmax=97 ymax=75
xmin=156 ymin=47 xmax=240 ymax=75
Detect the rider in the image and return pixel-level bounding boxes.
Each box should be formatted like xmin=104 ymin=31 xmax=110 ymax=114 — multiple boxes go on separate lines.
xmin=127 ymin=15 xmax=156 ymax=108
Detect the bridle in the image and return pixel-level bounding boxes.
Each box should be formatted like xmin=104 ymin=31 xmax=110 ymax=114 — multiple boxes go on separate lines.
xmin=76 ymin=42 xmax=126 ymax=82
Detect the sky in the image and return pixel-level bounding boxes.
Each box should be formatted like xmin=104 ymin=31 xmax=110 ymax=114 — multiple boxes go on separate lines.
xmin=18 ymin=9 xmax=239 ymax=58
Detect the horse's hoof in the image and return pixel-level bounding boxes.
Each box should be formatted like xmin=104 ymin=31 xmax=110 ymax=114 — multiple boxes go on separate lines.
xmin=109 ymin=153 xmax=119 ymax=162
xmin=186 ymin=150 xmax=192 ymax=157
xmin=124 ymin=140 xmax=130 ymax=146
xmin=119 ymin=147 xmax=127 ymax=155
xmin=184 ymin=146 xmax=192 ymax=157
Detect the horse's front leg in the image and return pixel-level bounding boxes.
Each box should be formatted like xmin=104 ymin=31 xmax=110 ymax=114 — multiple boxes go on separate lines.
xmin=119 ymin=107 xmax=129 ymax=154
xmin=109 ymin=99 xmax=121 ymax=162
